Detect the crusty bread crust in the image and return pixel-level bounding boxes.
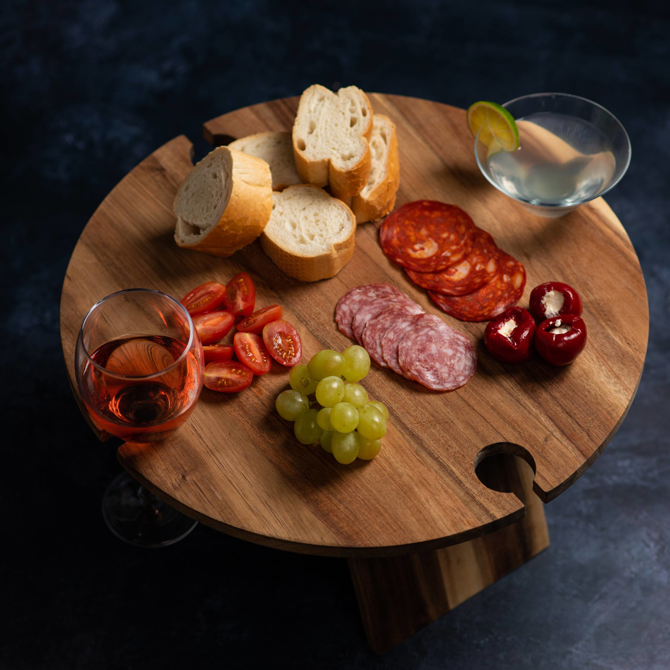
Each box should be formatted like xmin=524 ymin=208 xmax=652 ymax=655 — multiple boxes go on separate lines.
xmin=351 ymin=115 xmax=400 ymax=224
xmin=174 ymin=147 xmax=272 ymax=258
xmin=292 ymin=85 xmax=374 ymax=200
xmin=260 ymin=185 xmax=356 ymax=282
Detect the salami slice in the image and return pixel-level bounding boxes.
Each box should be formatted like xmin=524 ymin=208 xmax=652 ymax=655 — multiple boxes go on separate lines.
xmin=336 ymin=284 xmax=408 ymax=339
xmin=405 ymin=229 xmax=500 ymax=296
xmin=397 ymin=314 xmax=476 ymax=391
xmin=428 ymin=251 xmax=526 ymax=322
xmin=380 ymin=312 xmax=426 ymax=375
xmin=361 ymin=303 xmax=424 ymax=366
xmin=380 ymin=201 xmax=477 ymax=273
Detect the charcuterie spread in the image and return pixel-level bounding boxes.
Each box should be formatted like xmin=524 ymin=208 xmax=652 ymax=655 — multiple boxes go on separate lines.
xmin=336 ymin=283 xmax=477 ymax=391
xmin=73 ymin=85 xmax=596 ymax=468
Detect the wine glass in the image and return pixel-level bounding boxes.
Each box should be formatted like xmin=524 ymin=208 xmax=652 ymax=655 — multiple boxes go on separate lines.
xmin=75 ymin=288 xmax=204 ymax=547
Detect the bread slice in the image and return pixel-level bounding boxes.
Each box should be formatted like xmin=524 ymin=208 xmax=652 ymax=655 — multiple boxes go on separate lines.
xmin=293 ymin=85 xmax=373 ymax=199
xmin=174 ymin=146 xmax=272 ymax=257
xmin=229 ymin=132 xmax=302 ymax=191
xmin=350 ymin=115 xmax=400 ymax=224
xmin=260 ymin=185 xmax=356 ymax=282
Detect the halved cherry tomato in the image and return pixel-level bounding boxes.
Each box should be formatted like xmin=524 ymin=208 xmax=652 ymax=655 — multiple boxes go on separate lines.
xmin=262 ymin=320 xmax=302 ymax=367
xmin=203 ymin=344 xmax=235 ymax=364
xmin=204 ymin=360 xmax=254 ymax=393
xmin=234 ymin=332 xmax=272 ymax=375
xmin=181 ymin=281 xmax=226 ymax=316
xmin=237 ymin=305 xmax=283 ymax=335
xmin=193 ymin=311 xmax=235 ymax=345
xmin=224 ymin=272 xmax=255 ymax=317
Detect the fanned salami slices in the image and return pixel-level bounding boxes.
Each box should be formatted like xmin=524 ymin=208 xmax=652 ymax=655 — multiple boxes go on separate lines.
xmin=428 ymin=251 xmax=526 ymax=322
xmin=335 ymin=282 xmax=477 ymax=391
xmin=336 ymin=284 xmax=408 ymax=339
xmin=397 ymin=314 xmax=477 ymax=391
xmin=362 ymin=303 xmax=424 ymax=366
xmin=380 ymin=201 xmax=476 ymax=273
xmin=405 ymin=229 xmax=500 ymax=296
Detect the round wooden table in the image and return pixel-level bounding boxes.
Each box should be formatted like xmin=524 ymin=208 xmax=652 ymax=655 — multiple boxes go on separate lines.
xmin=60 ymin=94 xmax=648 ymax=653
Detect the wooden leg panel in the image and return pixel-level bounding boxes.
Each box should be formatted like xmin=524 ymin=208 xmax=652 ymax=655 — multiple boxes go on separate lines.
xmin=348 ymin=455 xmax=550 ymax=654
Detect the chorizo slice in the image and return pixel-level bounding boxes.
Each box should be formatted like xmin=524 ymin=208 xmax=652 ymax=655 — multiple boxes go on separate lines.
xmin=380 ymin=201 xmax=477 ymax=273
xmin=428 ymin=251 xmax=526 ymax=322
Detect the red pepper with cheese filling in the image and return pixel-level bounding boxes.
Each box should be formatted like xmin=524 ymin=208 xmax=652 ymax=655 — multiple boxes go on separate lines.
xmin=535 ymin=314 xmax=587 ymax=366
xmin=529 ymin=281 xmax=582 ymax=322
xmin=484 ymin=307 xmax=537 ymax=364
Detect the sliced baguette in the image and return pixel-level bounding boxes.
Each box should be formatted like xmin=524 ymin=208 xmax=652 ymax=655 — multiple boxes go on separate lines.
xmin=174 ymin=146 xmax=272 ymax=258
xmin=293 ymin=84 xmax=373 ymax=199
xmin=350 ymin=114 xmax=400 ymax=224
xmin=260 ymin=185 xmax=356 ymax=282
xmin=229 ymin=132 xmax=302 ymax=191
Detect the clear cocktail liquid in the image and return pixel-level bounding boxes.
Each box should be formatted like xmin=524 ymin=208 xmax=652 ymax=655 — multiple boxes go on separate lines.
xmin=487 ymin=112 xmax=616 ymax=206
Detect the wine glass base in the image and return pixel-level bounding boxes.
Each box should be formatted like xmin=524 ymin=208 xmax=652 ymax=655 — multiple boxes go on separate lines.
xmin=102 ymin=471 xmax=198 ymax=548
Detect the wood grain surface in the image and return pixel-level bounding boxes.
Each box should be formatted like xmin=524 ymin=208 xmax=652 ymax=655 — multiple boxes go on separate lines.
xmin=60 ymin=94 xmax=648 ymax=557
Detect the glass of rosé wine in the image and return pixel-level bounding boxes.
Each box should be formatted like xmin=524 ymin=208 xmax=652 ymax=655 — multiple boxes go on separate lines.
xmin=75 ymin=288 xmax=204 ymax=547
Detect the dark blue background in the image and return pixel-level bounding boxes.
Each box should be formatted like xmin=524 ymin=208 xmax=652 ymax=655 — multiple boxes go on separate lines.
xmin=2 ymin=1 xmax=668 ymax=667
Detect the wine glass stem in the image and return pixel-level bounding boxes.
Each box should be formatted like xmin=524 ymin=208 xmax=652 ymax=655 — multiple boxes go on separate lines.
xmin=138 ymin=486 xmax=163 ymax=525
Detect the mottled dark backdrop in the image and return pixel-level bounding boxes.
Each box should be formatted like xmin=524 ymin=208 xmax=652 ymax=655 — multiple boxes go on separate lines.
xmin=2 ymin=1 xmax=668 ymax=668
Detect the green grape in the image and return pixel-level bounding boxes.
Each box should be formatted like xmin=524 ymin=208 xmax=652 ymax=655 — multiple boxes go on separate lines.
xmin=317 ymin=407 xmax=333 ymax=431
xmin=320 ymin=429 xmax=334 ymax=453
xmin=332 ymin=431 xmax=360 ymax=464
xmin=330 ymin=402 xmax=359 ymax=433
xmin=275 ymin=390 xmax=309 ymax=421
xmin=342 ymin=383 xmax=368 ymax=407
xmin=366 ymin=400 xmax=389 ymax=421
xmin=357 ymin=404 xmax=387 ymax=440
xmin=315 ymin=376 xmax=345 ymax=407
xmin=307 ymin=350 xmax=346 ymax=381
xmin=294 ymin=409 xmax=322 ymax=445
xmin=289 ymin=364 xmax=318 ymax=395
xmin=357 ymin=435 xmax=382 ymax=460
xmin=342 ymin=345 xmax=370 ymax=382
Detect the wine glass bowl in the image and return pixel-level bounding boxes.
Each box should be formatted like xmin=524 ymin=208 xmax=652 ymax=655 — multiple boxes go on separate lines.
xmin=75 ymin=289 xmax=204 ymax=443
xmin=474 ymin=93 xmax=631 ymax=218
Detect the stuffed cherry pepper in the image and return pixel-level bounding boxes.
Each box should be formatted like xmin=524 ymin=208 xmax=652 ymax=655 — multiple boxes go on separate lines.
xmin=529 ymin=281 xmax=582 ymax=322
xmin=484 ymin=307 xmax=537 ymax=364
xmin=535 ymin=314 xmax=587 ymax=366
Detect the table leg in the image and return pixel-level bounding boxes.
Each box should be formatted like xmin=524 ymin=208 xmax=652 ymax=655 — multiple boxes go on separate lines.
xmin=347 ymin=454 xmax=549 ymax=654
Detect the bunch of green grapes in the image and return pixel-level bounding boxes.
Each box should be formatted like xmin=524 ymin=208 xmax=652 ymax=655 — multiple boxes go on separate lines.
xmin=274 ymin=345 xmax=388 ymax=464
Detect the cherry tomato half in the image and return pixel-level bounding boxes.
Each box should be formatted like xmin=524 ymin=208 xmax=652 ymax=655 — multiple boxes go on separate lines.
xmin=181 ymin=281 xmax=226 ymax=316
xmin=236 ymin=305 xmax=283 ymax=335
xmin=262 ymin=320 xmax=302 ymax=367
xmin=203 ymin=344 xmax=234 ymax=364
xmin=193 ymin=311 xmax=235 ymax=345
xmin=204 ymin=360 xmax=254 ymax=393
xmin=224 ymin=272 xmax=255 ymax=317
xmin=234 ymin=332 xmax=272 ymax=375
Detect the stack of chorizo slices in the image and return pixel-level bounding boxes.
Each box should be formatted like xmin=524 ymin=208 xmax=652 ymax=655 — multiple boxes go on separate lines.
xmin=380 ymin=201 xmax=526 ymax=322
xmin=336 ymin=284 xmax=476 ymax=391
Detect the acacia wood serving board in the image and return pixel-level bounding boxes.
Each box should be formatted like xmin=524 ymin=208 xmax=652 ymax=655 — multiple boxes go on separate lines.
xmin=60 ymin=94 xmax=648 ymax=557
